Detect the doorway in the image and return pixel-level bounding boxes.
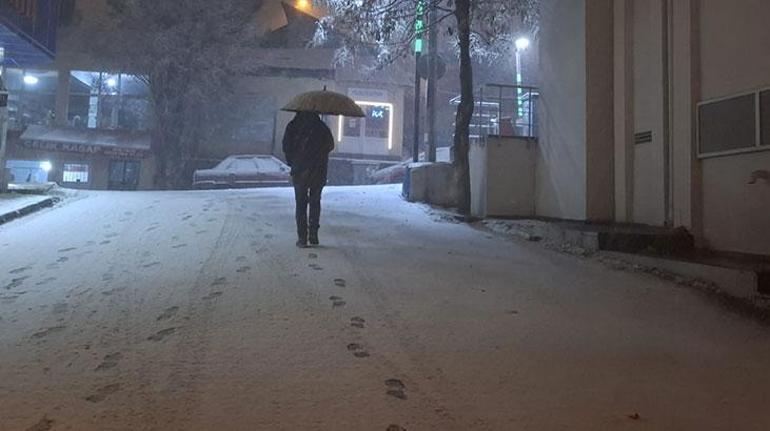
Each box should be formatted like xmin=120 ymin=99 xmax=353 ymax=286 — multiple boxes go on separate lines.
xmin=108 ymin=160 xmax=141 ymax=190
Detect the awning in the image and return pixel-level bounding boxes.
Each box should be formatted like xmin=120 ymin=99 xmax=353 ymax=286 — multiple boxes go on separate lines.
xmin=19 ymin=125 xmax=152 ymax=159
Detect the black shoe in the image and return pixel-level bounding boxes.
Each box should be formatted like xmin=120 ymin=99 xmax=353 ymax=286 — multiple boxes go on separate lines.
xmin=296 ymin=239 xmax=308 ymax=248
xmin=309 ymin=231 xmax=319 ymax=246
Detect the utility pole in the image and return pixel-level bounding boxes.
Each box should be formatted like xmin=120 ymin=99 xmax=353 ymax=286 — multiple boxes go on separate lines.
xmin=0 ymin=50 xmax=8 ymax=194
xmin=412 ymin=1 xmax=425 ymax=163
xmin=426 ymin=0 xmax=438 ymax=163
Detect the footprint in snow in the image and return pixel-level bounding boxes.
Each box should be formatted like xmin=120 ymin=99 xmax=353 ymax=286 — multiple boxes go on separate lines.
xmin=9 ymin=266 xmax=31 ymax=274
xmin=350 ymin=316 xmax=366 ymax=329
xmin=31 ymin=326 xmax=66 ymax=339
xmin=346 ymin=343 xmax=370 ymax=358
xmin=385 ymin=379 xmax=407 ymax=400
xmin=25 ymin=416 xmax=54 ymax=431
xmin=330 ymin=296 xmax=346 ymax=308
xmin=334 ymin=278 xmax=347 ymax=287
xmin=147 ymin=327 xmax=177 ymax=342
xmin=85 ymin=383 xmax=121 ymax=403
xmin=202 ymin=292 xmax=224 ymax=301
xmin=95 ymin=352 xmax=123 ymax=371
xmin=157 ymin=306 xmax=179 ymax=321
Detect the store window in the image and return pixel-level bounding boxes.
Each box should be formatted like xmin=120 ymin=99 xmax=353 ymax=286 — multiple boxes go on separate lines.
xmin=338 ymin=102 xmax=394 ymax=150
xmin=63 ymin=164 xmax=90 ymax=183
xmin=364 ymin=105 xmax=391 ymax=139
xmin=69 ymin=71 xmax=152 ymax=131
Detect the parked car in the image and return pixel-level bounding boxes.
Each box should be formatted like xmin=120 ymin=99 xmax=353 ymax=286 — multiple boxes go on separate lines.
xmin=369 ymin=147 xmax=453 ymax=184
xmin=193 ymin=155 xmax=291 ymax=189
xmin=369 ymin=161 xmax=407 ymax=184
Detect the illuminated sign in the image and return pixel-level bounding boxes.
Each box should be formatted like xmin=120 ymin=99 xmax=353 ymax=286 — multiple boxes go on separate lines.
xmin=337 ymin=101 xmax=394 ymax=150
xmin=19 ymin=140 xmax=150 ymax=159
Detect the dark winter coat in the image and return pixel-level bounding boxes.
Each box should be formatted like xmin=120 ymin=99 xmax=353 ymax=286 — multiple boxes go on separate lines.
xmin=282 ymin=113 xmax=335 ymax=176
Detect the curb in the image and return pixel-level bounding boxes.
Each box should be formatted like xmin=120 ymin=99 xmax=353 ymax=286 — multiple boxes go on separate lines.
xmin=0 ymin=197 xmax=60 ymax=226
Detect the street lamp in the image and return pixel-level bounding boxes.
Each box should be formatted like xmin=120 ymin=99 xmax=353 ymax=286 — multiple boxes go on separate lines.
xmin=514 ymin=37 xmax=530 ymax=123
xmin=23 ymin=75 xmax=39 ymax=86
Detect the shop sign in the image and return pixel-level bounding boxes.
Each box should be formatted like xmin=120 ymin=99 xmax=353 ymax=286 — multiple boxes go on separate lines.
xmin=19 ymin=140 xmax=149 ymax=159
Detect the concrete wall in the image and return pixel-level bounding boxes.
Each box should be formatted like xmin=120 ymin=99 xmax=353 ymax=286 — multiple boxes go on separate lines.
xmin=536 ymin=0 xmax=587 ymax=220
xmin=697 ymin=0 xmax=770 ymax=255
xmin=470 ymin=136 xmax=536 ymax=218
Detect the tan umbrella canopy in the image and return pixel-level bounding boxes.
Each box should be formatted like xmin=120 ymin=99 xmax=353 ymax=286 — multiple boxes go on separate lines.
xmin=282 ymin=88 xmax=366 ymax=117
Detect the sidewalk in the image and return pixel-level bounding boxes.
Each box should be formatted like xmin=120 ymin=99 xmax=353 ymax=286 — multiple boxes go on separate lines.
xmin=481 ymin=217 xmax=770 ymax=310
xmin=0 ymin=193 xmax=59 ymax=226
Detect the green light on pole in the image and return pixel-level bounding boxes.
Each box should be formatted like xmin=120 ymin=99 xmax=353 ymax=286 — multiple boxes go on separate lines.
xmin=415 ymin=1 xmax=424 ymax=54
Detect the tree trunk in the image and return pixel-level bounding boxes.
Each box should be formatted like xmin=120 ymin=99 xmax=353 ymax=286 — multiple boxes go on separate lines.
xmin=453 ymin=0 xmax=474 ymax=215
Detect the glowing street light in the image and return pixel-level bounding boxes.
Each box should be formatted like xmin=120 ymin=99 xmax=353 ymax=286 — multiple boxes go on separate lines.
xmin=40 ymin=161 xmax=53 ymax=173
xmin=23 ymin=75 xmax=39 ymax=85
xmin=296 ymin=0 xmax=311 ymax=11
xmin=106 ymin=77 xmax=118 ymax=88
xmin=514 ymin=37 xmax=531 ymax=120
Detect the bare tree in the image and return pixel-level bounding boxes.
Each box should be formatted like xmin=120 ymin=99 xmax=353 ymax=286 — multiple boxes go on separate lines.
xmin=316 ymin=0 xmax=538 ymax=214
xmin=83 ymin=0 xmax=265 ymax=188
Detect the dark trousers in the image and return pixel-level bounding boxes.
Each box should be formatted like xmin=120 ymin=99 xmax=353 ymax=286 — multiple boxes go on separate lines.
xmin=293 ymin=167 xmax=326 ymax=240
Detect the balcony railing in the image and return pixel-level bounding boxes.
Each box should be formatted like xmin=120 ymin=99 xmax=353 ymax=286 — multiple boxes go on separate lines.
xmin=451 ymin=83 xmax=539 ymax=140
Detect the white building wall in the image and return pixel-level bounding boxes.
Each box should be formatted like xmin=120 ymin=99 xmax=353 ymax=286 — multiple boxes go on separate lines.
xmin=697 ymin=0 xmax=770 ymax=256
xmin=535 ymin=0 xmax=587 ymax=220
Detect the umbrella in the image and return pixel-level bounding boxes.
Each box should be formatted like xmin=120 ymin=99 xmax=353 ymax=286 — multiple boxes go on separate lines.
xmin=282 ymin=88 xmax=366 ymax=117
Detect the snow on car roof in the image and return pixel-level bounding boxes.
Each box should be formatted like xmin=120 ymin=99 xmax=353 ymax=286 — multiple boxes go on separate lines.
xmin=213 ymin=155 xmax=288 ymax=173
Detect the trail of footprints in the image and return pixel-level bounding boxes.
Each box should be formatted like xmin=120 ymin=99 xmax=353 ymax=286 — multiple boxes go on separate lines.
xmin=306 ymin=253 xmax=409 ymax=431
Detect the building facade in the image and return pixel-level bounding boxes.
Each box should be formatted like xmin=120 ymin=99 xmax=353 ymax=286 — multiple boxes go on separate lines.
xmin=535 ymin=0 xmax=770 ymax=257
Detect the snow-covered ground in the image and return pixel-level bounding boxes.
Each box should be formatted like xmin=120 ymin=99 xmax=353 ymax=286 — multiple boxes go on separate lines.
xmin=1 ymin=185 xmax=770 ymax=430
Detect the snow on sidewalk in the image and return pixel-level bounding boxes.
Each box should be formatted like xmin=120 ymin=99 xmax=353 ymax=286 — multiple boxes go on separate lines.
xmin=0 ymin=194 xmax=54 ymax=219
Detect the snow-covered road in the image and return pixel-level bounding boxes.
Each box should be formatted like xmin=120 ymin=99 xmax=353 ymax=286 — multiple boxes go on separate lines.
xmin=1 ymin=185 xmax=769 ymax=430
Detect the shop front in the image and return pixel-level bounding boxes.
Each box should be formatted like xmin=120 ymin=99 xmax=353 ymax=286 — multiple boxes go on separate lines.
xmin=6 ymin=125 xmax=155 ymax=190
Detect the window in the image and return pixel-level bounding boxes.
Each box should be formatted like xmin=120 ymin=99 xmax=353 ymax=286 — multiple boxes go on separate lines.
xmin=63 ymin=164 xmax=89 ymax=183
xmin=698 ymin=93 xmax=756 ymax=156
xmin=4 ymin=68 xmax=58 ymax=131
xmin=343 ymin=117 xmax=362 ymax=137
xmin=69 ymin=71 xmax=152 ymax=131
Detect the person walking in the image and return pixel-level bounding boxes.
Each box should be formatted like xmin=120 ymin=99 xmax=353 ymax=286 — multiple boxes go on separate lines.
xmin=282 ymin=112 xmax=335 ymax=248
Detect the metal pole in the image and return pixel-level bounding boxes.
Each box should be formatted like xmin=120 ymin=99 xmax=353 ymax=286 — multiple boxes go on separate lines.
xmin=426 ymin=1 xmax=438 ymax=162
xmin=413 ymin=52 xmax=422 ymax=163
xmin=0 ymin=70 xmax=8 ymax=194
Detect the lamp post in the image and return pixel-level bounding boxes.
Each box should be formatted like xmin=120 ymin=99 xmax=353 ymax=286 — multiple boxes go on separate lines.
xmin=0 ymin=50 xmax=8 ymax=193
xmin=514 ymin=37 xmax=530 ymax=125
xmin=412 ymin=1 xmax=425 ymax=163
